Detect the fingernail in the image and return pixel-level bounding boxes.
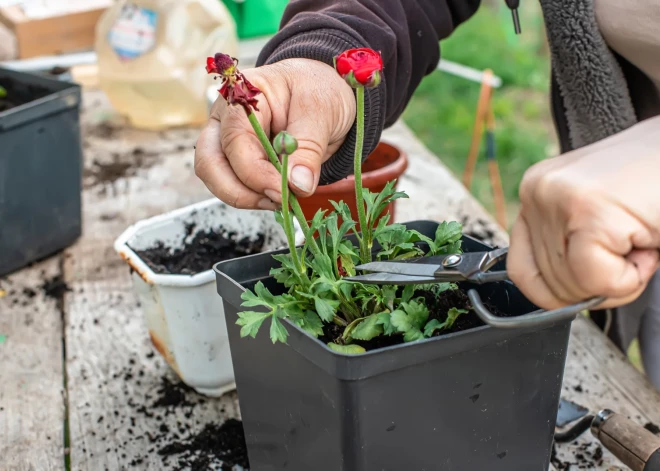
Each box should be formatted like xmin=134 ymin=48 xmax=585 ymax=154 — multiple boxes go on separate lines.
xmin=291 ymin=166 xmax=314 ymax=193
xmin=258 ymin=198 xmax=278 ymax=210
xmin=264 ymin=189 xmax=282 ymax=204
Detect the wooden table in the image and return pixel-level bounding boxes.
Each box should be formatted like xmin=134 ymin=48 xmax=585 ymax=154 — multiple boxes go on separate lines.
xmin=2 ymin=89 xmax=660 ymax=471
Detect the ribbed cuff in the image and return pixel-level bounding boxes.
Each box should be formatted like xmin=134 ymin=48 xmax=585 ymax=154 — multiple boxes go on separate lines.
xmin=257 ymin=29 xmax=386 ymax=185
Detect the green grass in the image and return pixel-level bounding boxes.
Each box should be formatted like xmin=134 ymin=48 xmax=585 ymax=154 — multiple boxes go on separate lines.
xmin=402 ymin=3 xmax=556 ymax=226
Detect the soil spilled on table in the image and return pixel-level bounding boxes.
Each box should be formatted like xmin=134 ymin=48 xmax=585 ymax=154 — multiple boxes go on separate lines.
xmin=0 ymin=78 xmax=51 ymax=113
xmin=103 ymin=352 xmax=250 ymax=470
xmin=83 ymin=147 xmax=159 ymax=188
xmin=40 ymin=275 xmax=72 ymax=300
xmin=552 ymin=442 xmax=604 ymax=470
xmin=152 ymin=376 xmax=196 ymax=409
xmin=158 ymin=419 xmax=249 ymax=471
xmin=645 ymin=422 xmax=660 ymax=435
xmin=132 ymin=225 xmax=265 ymax=276
xmin=321 ymin=287 xmax=510 ymax=351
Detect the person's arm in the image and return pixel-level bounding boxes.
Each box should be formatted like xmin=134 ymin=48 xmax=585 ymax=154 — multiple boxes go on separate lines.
xmin=257 ymin=0 xmax=481 ymax=184
xmin=195 ymin=0 xmax=479 ymax=210
xmin=508 ymin=116 xmax=660 ymax=311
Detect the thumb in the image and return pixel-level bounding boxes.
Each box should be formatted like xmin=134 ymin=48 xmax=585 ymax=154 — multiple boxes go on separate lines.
xmin=284 ymin=121 xmax=330 ymax=197
xmin=627 ymin=248 xmax=660 ymax=285
xmin=568 ymin=232 xmax=656 ymax=303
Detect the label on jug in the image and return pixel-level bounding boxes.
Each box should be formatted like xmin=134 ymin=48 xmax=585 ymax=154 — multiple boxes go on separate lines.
xmin=108 ymin=3 xmax=158 ymax=60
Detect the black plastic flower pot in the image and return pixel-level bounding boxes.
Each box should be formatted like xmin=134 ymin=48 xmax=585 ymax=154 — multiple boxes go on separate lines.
xmin=0 ymin=67 xmax=82 ymax=276
xmin=214 ymin=220 xmax=572 ymax=471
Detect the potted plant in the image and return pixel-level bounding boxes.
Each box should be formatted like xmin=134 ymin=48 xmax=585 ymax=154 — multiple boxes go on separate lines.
xmin=212 ymin=50 xmax=570 ymax=470
xmin=114 ymin=198 xmax=291 ymax=396
xmin=296 ymin=141 xmax=408 ymax=231
xmin=0 ymin=67 xmax=82 ymax=277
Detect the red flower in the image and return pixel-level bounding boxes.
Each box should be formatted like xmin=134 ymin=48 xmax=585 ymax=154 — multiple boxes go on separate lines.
xmin=334 ymin=48 xmax=383 ymax=88
xmin=218 ymin=72 xmax=261 ymax=112
xmin=206 ymin=53 xmax=237 ymax=76
xmin=206 ymin=52 xmax=261 ymax=113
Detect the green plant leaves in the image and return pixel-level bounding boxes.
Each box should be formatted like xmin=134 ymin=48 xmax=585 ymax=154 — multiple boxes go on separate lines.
xmin=390 ymin=300 xmax=430 ymax=342
xmin=424 ymin=308 xmax=469 ymax=337
xmin=301 ymin=311 xmax=325 ymax=337
xmin=314 ymin=296 xmax=340 ymax=323
xmin=237 ymin=311 xmax=271 ymax=339
xmin=270 ymin=313 xmax=289 ymax=344
xmin=235 ymin=177 xmax=469 ymax=349
xmin=328 ymin=343 xmax=366 ymax=355
xmin=350 ymin=313 xmax=384 ymax=341
xmin=433 ymin=221 xmax=463 ymax=255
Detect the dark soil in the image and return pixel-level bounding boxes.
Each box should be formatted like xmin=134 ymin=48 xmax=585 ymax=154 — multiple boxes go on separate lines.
xmin=97 ymin=348 xmax=249 ymax=470
xmin=40 ymin=275 xmax=72 ymax=300
xmin=152 ymin=377 xmax=196 ymax=408
xmin=159 ymin=419 xmax=249 ymax=471
xmin=320 ymin=287 xmax=509 ymax=351
xmin=645 ymin=422 xmax=660 ymax=435
xmin=132 ymin=226 xmax=265 ymax=276
xmin=83 ymin=148 xmax=159 ymax=188
xmin=551 ymin=442 xmax=604 ymax=470
xmin=0 ymin=78 xmax=51 ymax=113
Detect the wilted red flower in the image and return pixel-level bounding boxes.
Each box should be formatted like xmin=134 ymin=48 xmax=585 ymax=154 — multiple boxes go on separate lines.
xmin=334 ymin=48 xmax=383 ymax=88
xmin=206 ymin=53 xmax=237 ymax=76
xmin=218 ymin=73 xmax=261 ymax=112
xmin=206 ymin=53 xmax=261 ymax=113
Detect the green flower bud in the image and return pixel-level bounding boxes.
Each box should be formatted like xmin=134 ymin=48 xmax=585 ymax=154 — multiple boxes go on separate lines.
xmin=273 ymin=131 xmax=298 ymax=155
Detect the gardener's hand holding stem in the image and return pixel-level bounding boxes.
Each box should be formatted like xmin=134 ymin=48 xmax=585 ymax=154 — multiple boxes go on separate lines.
xmin=508 ymin=116 xmax=660 ymax=311
xmin=195 ymin=59 xmax=355 ymax=210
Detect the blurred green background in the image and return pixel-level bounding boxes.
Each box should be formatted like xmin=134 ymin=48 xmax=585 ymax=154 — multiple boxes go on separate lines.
xmin=402 ymin=2 xmax=556 ymax=226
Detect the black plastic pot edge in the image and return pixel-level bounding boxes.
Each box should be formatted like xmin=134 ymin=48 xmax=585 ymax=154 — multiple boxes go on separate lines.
xmin=0 ymin=67 xmax=81 ymax=131
xmin=214 ymin=219 xmax=574 ymax=381
xmin=0 ymin=67 xmax=82 ymax=277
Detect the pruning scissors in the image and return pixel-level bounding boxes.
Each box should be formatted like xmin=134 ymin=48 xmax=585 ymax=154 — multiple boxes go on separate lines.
xmin=345 ymin=247 xmax=605 ymax=329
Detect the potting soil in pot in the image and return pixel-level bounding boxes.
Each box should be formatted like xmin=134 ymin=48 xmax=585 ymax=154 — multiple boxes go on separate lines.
xmin=131 ymin=223 xmax=265 ymax=275
xmin=0 ymin=78 xmax=50 ymax=112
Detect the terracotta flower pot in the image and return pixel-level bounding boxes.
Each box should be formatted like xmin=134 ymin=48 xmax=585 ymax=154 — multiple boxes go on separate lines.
xmin=297 ymin=141 xmax=408 ymax=230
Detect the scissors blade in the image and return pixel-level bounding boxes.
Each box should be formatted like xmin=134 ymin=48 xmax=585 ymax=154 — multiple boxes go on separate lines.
xmin=354 ymin=261 xmax=442 ymax=278
xmin=345 ymin=273 xmax=439 ymax=285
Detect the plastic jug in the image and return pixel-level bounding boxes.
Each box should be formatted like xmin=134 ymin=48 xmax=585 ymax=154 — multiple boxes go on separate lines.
xmin=95 ymin=0 xmax=238 ymax=130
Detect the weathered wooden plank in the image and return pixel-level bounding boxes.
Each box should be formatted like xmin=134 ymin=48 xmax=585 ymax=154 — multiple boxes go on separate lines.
xmin=0 ymin=258 xmax=65 ymax=471
xmin=552 ymin=315 xmax=660 ymax=470
xmin=64 ymin=91 xmax=240 ymax=470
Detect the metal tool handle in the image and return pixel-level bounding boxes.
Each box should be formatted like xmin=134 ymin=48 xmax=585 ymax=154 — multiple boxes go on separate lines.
xmin=467 ymin=289 xmax=605 ymax=329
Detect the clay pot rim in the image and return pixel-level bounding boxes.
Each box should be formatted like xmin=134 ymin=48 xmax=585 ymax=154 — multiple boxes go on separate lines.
xmin=314 ymin=141 xmax=408 ymax=194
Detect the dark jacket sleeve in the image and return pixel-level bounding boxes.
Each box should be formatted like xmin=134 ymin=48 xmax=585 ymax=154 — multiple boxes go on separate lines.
xmin=256 ymin=0 xmax=481 ymax=185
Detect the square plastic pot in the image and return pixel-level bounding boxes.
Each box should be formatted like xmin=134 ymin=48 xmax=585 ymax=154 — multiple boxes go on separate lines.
xmin=0 ymin=67 xmax=82 ymax=276
xmin=114 ymin=198 xmax=289 ymax=397
xmin=214 ymin=220 xmax=572 ymax=470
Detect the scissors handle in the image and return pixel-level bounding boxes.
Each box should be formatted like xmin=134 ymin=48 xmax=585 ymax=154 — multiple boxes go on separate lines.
xmin=467 ymin=289 xmax=606 ymax=329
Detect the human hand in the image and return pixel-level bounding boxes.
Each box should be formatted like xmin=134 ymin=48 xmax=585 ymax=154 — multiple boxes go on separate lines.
xmin=508 ymin=117 xmax=660 ymax=310
xmin=194 ymin=58 xmax=356 ymax=210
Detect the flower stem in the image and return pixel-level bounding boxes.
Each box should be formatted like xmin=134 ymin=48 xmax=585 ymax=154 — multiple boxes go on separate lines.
xmin=281 ymin=153 xmax=307 ymax=279
xmin=246 ymin=112 xmax=321 ymax=256
xmin=354 ymin=87 xmax=370 ymax=264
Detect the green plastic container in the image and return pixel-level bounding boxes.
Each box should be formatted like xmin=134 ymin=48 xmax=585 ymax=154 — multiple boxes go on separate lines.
xmin=221 ymin=0 xmax=288 ymax=39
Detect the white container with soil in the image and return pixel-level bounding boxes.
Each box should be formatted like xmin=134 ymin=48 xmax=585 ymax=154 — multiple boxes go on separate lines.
xmin=114 ymin=198 xmax=289 ymax=397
